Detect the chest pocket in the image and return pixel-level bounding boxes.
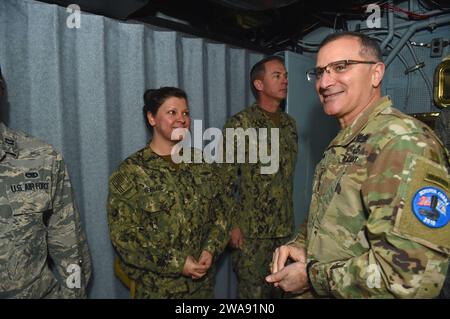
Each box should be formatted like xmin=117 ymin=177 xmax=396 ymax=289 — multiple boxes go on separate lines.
xmin=139 ymin=190 xmax=175 ymax=214
xmin=5 ymin=170 xmax=51 ymax=217
xmin=4 ymin=170 xmax=52 ymax=241
xmin=139 ymin=190 xmax=178 ymax=237
xmin=191 ymin=166 xmax=215 ymax=215
xmin=311 ymin=148 xmax=363 ymax=228
xmin=139 ymin=187 xmax=176 ymax=225
xmin=315 ymin=159 xmax=348 ymax=204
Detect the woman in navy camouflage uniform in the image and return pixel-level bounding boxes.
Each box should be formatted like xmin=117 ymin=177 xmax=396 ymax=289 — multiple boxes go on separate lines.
xmin=107 ymin=87 xmax=228 ymax=298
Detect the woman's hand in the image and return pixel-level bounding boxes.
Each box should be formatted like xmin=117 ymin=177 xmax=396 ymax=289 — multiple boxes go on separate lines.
xmin=182 ymin=255 xmax=209 ymax=280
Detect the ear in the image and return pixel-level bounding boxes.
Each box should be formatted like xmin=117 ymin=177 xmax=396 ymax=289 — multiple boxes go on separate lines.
xmin=253 ymin=79 xmax=264 ymax=92
xmin=146 ymin=112 xmax=156 ymax=127
xmin=371 ymin=62 xmax=385 ymax=88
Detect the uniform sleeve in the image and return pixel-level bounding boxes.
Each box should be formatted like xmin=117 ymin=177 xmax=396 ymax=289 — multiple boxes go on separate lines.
xmin=220 ymin=118 xmax=242 ymax=230
xmin=289 ymin=218 xmax=308 ymax=248
xmin=309 ymin=133 xmax=450 ymax=298
xmin=107 ymin=166 xmax=188 ymax=277
xmin=203 ymin=164 xmax=231 ymax=257
xmin=47 ymin=154 xmax=92 ymax=299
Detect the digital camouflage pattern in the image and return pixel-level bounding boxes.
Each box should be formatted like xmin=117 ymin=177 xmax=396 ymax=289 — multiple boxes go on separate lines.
xmin=292 ymin=96 xmax=450 ymax=298
xmin=107 ymin=146 xmax=228 ymax=299
xmin=0 ymin=123 xmax=91 ymax=298
xmin=221 ymin=103 xmax=298 ymax=298
xmin=231 ymin=237 xmax=288 ymax=299
xmin=221 ymin=103 xmax=298 ymax=239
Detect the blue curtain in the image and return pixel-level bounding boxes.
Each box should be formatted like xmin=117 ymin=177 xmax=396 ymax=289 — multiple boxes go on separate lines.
xmin=0 ymin=0 xmax=264 ymax=298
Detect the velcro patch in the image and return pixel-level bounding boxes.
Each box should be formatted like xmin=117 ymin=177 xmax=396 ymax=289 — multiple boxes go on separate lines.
xmin=110 ymin=172 xmax=135 ymax=198
xmin=424 ymin=173 xmax=449 ymax=190
xmin=394 ymin=154 xmax=450 ymax=253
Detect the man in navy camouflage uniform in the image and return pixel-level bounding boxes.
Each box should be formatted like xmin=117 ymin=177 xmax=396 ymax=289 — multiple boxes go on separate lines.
xmin=221 ymin=56 xmax=298 ymax=298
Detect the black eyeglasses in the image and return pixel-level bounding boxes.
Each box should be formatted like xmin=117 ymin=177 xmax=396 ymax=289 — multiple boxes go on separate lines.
xmin=306 ymin=60 xmax=377 ymax=82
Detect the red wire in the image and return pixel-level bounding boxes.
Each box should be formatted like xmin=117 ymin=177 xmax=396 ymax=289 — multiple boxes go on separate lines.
xmin=380 ymin=3 xmax=432 ymax=20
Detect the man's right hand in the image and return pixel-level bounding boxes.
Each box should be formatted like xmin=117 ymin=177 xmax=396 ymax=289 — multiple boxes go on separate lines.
xmin=266 ymin=260 xmax=310 ymax=294
xmin=229 ymin=227 xmax=244 ymax=249
xmin=268 ymin=244 xmax=307 ymax=289
xmin=271 ymin=244 xmax=306 ymax=274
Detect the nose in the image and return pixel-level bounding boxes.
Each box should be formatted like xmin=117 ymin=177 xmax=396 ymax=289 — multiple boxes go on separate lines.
xmin=176 ymin=112 xmax=188 ymax=125
xmin=317 ymin=70 xmax=335 ymax=89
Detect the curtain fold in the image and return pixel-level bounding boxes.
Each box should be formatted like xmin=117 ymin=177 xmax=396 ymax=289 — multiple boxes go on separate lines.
xmin=0 ymin=0 xmax=263 ymax=298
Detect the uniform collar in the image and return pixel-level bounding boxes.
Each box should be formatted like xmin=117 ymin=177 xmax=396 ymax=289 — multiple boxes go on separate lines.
xmin=251 ymin=102 xmax=290 ymax=127
xmin=141 ymin=143 xmax=181 ymax=171
xmin=330 ymin=96 xmax=392 ymax=147
xmin=0 ymin=122 xmax=18 ymax=159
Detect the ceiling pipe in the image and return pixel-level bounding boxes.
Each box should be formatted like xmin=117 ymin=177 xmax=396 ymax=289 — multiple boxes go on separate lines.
xmin=387 ymin=11 xmax=450 ymax=31
xmin=385 ymin=15 xmax=450 ymax=67
xmin=380 ymin=0 xmax=394 ymax=51
xmin=365 ymin=30 xmax=433 ymax=99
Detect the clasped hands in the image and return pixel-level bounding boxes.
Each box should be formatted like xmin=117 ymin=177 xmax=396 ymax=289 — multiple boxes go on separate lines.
xmin=265 ymin=244 xmax=311 ymax=294
xmin=182 ymin=250 xmax=213 ymax=280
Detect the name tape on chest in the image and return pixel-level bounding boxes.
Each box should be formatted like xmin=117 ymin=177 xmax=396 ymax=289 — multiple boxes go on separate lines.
xmin=9 ymin=182 xmax=49 ymax=192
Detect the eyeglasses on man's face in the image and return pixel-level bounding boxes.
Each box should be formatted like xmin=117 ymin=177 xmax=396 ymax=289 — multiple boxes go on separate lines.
xmin=306 ymin=60 xmax=377 ymax=82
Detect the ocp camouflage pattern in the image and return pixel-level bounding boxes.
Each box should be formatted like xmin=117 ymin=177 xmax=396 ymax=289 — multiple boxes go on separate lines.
xmin=0 ymin=123 xmax=92 ymax=298
xmin=107 ymin=146 xmax=228 ymax=298
xmin=293 ymin=96 xmax=450 ymax=298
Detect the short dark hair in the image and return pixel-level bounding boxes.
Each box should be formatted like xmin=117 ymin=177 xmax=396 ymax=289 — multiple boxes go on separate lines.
xmin=142 ymin=87 xmax=188 ymax=131
xmin=318 ymin=31 xmax=383 ymax=62
xmin=250 ymin=55 xmax=285 ymax=99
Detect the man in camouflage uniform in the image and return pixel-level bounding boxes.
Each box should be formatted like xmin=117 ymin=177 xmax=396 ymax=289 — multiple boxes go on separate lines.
xmin=107 ymin=147 xmax=228 ymax=298
xmin=266 ymin=32 xmax=450 ymax=298
xmin=0 ymin=68 xmax=92 ymax=298
xmin=221 ymin=56 xmax=298 ymax=298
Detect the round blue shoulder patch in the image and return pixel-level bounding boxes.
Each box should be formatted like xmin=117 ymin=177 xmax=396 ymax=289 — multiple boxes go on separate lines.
xmin=412 ymin=186 xmax=449 ymax=228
